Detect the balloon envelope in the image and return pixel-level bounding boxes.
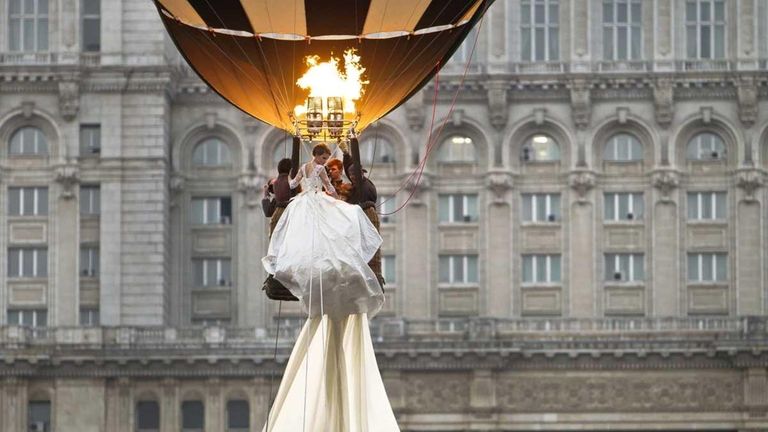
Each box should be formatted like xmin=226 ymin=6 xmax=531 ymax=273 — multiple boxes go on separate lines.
xmin=154 ymin=0 xmax=493 ymax=133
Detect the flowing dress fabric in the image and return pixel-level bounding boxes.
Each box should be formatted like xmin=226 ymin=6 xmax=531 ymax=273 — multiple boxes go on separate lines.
xmin=262 ymin=163 xmax=399 ymax=431
xmin=262 ymin=163 xmax=385 ymax=319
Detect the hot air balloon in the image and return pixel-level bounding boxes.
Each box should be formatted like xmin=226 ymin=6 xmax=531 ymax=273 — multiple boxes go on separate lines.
xmin=154 ymin=0 xmax=492 ymax=135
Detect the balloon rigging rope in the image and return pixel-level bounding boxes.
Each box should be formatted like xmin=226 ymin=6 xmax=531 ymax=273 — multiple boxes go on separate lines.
xmin=378 ymin=4 xmax=488 ymax=217
xmin=265 ymin=300 xmax=282 ymax=432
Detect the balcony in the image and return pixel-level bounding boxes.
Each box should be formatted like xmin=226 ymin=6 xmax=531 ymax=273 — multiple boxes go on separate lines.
xmin=0 ymin=52 xmax=102 ymax=67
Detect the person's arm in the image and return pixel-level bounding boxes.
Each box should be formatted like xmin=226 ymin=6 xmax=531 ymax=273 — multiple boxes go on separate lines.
xmin=342 ymin=151 xmax=353 ymax=180
xmin=289 ymin=164 xmax=304 ymax=189
xmin=319 ymin=167 xmax=338 ymax=198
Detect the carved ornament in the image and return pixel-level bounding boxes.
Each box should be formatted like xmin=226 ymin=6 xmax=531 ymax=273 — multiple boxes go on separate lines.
xmin=736 ymin=76 xmax=758 ymax=127
xmin=485 ymin=171 xmax=513 ymax=203
xmin=569 ymin=79 xmax=591 ymax=129
xmin=58 ymin=80 xmax=80 ymax=121
xmin=569 ymin=170 xmax=596 ymax=204
xmin=653 ymin=78 xmax=674 ymax=128
xmin=55 ymin=164 xmax=80 ymax=199
xmin=652 ymin=169 xmax=680 ymax=202
xmin=736 ymin=168 xmax=765 ymax=202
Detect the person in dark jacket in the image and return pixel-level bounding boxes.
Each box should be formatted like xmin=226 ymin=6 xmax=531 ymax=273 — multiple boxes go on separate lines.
xmin=262 ymin=158 xmax=299 ymax=301
xmin=342 ymin=150 xmax=385 ymax=287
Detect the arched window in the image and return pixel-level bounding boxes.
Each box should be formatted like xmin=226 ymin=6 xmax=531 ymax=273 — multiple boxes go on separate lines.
xmin=181 ymin=400 xmax=204 ymax=431
xmin=686 ymin=132 xmax=726 ymax=161
xmin=272 ymin=137 xmax=293 ymax=166
xmin=360 ymin=136 xmax=395 ymax=164
xmin=9 ymin=126 xmax=47 ymax=156
xmin=192 ymin=138 xmax=231 ymax=167
xmin=227 ymin=400 xmax=250 ymax=430
xmin=522 ymin=134 xmax=560 ymax=162
xmin=439 ymin=135 xmax=476 ymax=163
xmin=604 ymin=133 xmax=642 ymax=161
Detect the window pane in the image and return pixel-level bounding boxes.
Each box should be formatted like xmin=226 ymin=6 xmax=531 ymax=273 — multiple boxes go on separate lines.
xmin=618 ymin=193 xmax=629 ymax=218
xmin=467 ymin=255 xmax=478 ymax=283
xmin=9 ymin=188 xmax=21 ymax=215
xmin=700 ymin=26 xmax=711 ymax=58
xmin=206 ymin=199 xmax=218 ymax=224
xmin=535 ymin=4 xmax=545 ymax=23
xmin=631 ymin=26 xmax=641 ymax=59
xmin=633 ymin=193 xmax=644 ymax=219
xmin=36 ymin=310 xmax=47 ymax=326
xmin=686 ymin=1 xmax=697 ymax=21
xmin=715 ymin=192 xmax=726 ymax=218
xmin=686 ymin=26 xmax=697 ymax=58
xmin=137 ymin=401 xmax=160 ymax=429
xmin=38 ymin=18 xmax=48 ymax=50
xmin=634 ymin=255 xmax=645 ymax=281
xmin=181 ymin=401 xmax=204 ymax=428
xmin=700 ymin=2 xmax=710 ymax=21
xmin=83 ymin=19 xmax=100 ymax=51
xmin=453 ymin=256 xmax=464 ymax=282
xmin=535 ymin=28 xmax=545 ymax=60
xmin=453 ymin=196 xmax=464 ymax=222
xmin=439 ymin=256 xmax=450 ymax=283
xmin=10 ymin=0 xmax=21 ymax=14
xmin=631 ymin=2 xmax=641 ymax=23
xmin=714 ymin=25 xmax=724 ymax=58
xmin=24 ymin=18 xmax=35 ymax=51
xmin=603 ymin=27 xmax=613 ymax=59
xmin=9 ymin=249 xmax=20 ymax=277
xmin=8 ymin=310 xmax=20 ymax=325
xmin=550 ymin=255 xmax=561 ymax=282
xmin=550 ymin=195 xmax=560 ymax=220
xmin=227 ymin=400 xmax=250 ymax=428
xmin=687 ymin=193 xmax=698 ymax=219
xmin=193 ymin=260 xmax=204 ymax=286
xmin=536 ymin=255 xmax=547 ymax=282
xmin=522 ymin=195 xmax=533 ymax=221
xmin=604 ymin=193 xmax=615 ymax=220
xmin=23 ymin=249 xmax=34 ymax=276
xmin=716 ymin=253 xmax=727 ymax=280
xmin=83 ymin=0 xmax=100 ymax=14
xmin=617 ymin=2 xmax=628 ymax=22
xmin=548 ymin=28 xmax=559 ymax=60
xmin=549 ymin=3 xmax=558 ymax=23
xmin=38 ymin=188 xmax=48 ymax=215
xmin=536 ymin=196 xmax=546 ymax=221
xmin=714 ymin=1 xmax=725 ymax=20
xmin=522 ymin=255 xmax=533 ymax=283
xmin=605 ymin=254 xmax=616 ymax=280
xmin=28 ymin=401 xmax=51 ymax=427
xmin=603 ymin=2 xmax=614 ymax=23
xmin=38 ymin=249 xmax=47 ymax=277
xmin=701 ymin=254 xmax=713 ymax=281
xmin=522 ymin=27 xmax=532 ymax=60
xmin=688 ymin=254 xmax=698 ymax=281
xmin=466 ymin=195 xmax=478 ymax=221
xmin=191 ymin=199 xmax=204 ymax=224
xmin=521 ymin=3 xmax=531 ymax=25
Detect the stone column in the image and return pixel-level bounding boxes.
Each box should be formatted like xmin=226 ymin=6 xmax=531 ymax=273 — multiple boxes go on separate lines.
xmin=571 ymin=0 xmax=591 ymax=71
xmin=205 ymin=378 xmax=222 ymax=432
xmin=652 ymin=171 xmax=680 ymax=316
xmin=737 ymin=0 xmax=759 ymax=69
xmin=161 ymin=379 xmax=179 ymax=432
xmin=100 ymin=182 xmax=122 ymax=325
xmin=53 ymin=379 xmax=105 ymax=432
xmin=569 ymin=172 xmax=596 ymax=317
xmin=486 ymin=173 xmax=513 ymax=317
xmin=2 ymin=378 xmax=26 ymax=432
xmin=736 ymin=174 xmax=764 ymax=315
xmin=101 ymin=0 xmax=124 ymax=65
xmin=654 ymin=0 xmax=674 ymax=70
xmin=54 ymin=181 xmax=79 ymax=325
xmin=403 ymin=191 xmax=431 ymax=318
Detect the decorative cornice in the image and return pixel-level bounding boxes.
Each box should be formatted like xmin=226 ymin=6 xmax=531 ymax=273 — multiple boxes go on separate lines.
xmin=54 ymin=164 xmax=80 ymax=198
xmin=736 ymin=168 xmax=765 ymax=202
xmin=569 ymin=170 xmax=596 ymax=204
xmin=568 ymin=78 xmax=591 ymax=129
xmin=485 ymin=171 xmax=514 ymax=204
xmin=652 ymin=169 xmax=680 ymax=202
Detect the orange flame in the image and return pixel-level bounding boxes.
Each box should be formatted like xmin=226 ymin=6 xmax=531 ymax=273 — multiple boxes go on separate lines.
xmin=293 ymin=49 xmax=368 ymax=117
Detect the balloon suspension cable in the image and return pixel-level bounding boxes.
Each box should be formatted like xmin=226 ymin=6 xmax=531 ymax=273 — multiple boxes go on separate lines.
xmin=377 ymin=10 xmax=487 ymax=217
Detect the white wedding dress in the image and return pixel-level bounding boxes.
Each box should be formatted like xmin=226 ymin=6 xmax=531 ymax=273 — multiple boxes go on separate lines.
xmin=262 ymin=162 xmax=400 ymax=432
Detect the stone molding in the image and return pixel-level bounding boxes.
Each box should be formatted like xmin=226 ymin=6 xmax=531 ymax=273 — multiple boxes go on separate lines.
xmin=485 ymin=171 xmax=513 ymax=203
xmin=568 ymin=79 xmax=591 ymax=129
xmin=652 ymin=168 xmax=680 ymax=202
xmin=54 ymin=164 xmax=80 ymax=199
xmin=568 ymin=170 xmax=597 ymax=204
xmin=736 ymin=76 xmax=759 ymax=126
xmin=736 ymin=168 xmax=765 ymax=202
xmin=653 ymin=77 xmax=674 ymax=128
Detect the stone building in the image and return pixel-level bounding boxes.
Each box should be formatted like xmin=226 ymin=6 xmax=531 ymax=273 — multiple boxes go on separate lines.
xmin=0 ymin=0 xmax=768 ymax=431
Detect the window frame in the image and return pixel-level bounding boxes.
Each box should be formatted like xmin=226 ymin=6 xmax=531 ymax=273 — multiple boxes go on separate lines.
xmin=438 ymin=193 xmax=479 ymax=223
xmin=604 ymin=133 xmax=643 ymax=162
xmin=687 ymin=252 xmax=728 ymax=282
xmin=685 ymin=0 xmax=726 ymax=59
xmin=226 ymin=399 xmax=250 ymax=430
xmin=522 ymin=134 xmax=561 ymax=162
xmin=181 ymin=400 xmax=205 ymax=430
xmin=79 ymin=307 xmax=100 ymax=326
xmin=522 ymin=254 xmax=562 ymax=284
xmin=190 ymin=197 xmax=233 ymax=225
xmin=522 ymin=193 xmax=561 ymax=223
xmin=686 ymin=191 xmax=727 ymax=220
xmin=438 ymin=254 xmax=479 ymax=285
xmin=604 ymin=253 xmax=645 ymax=282
xmin=382 ymin=255 xmax=396 ymax=286
xmin=8 ymin=186 xmax=49 ymax=216
xmin=192 ymin=258 xmax=233 ymax=288
xmin=521 ymin=0 xmax=560 ymax=62
xmin=80 ymin=245 xmax=99 ymax=277
xmin=9 ymin=126 xmax=48 ymax=156
xmin=8 ymin=247 xmax=48 ymax=278
xmin=8 ymin=0 xmax=49 ymax=52
xmin=377 ymin=195 xmax=396 ymax=224
xmin=360 ymin=136 xmax=396 ymax=165
xmin=192 ymin=138 xmax=232 ymax=168
xmin=79 ymin=124 xmax=101 ymax=156
xmin=136 ymin=400 xmax=161 ymax=431
xmin=8 ymin=308 xmax=48 ymax=326
xmin=81 ymin=0 xmax=101 ymax=52
xmin=686 ymin=132 xmax=727 ymax=161
xmin=80 ymin=185 xmax=101 ymax=216
xmin=604 ymin=192 xmax=644 ymax=221
xmin=438 ymin=135 xmax=476 ymax=163
xmin=602 ymin=0 xmax=643 ymax=60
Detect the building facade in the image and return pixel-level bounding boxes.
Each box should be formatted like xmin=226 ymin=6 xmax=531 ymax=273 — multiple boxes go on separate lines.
xmin=1 ymin=0 xmax=768 ymax=430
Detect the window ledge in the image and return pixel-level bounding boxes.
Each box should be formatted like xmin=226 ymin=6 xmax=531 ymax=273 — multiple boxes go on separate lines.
xmin=521 ymin=222 xmax=561 ymax=227
xmin=438 ymin=222 xmax=480 ymax=227
xmin=521 ymin=283 xmax=561 ymax=288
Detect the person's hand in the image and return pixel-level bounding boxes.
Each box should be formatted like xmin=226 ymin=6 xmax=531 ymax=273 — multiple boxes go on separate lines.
xmin=262 ymin=184 xmax=270 ymax=198
xmin=339 ymin=141 xmax=348 ymax=153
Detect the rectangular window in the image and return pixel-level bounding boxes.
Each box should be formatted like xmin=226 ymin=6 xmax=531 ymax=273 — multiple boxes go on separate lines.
xmin=136 ymin=400 xmax=160 ymax=431
xmin=522 ymin=193 xmax=560 ymax=222
xmin=522 ymin=254 xmax=561 ymax=283
xmin=8 ymin=0 xmax=49 ymax=52
xmin=438 ymin=194 xmax=479 ymax=223
xmin=382 ymin=255 xmax=396 ymax=285
xmin=182 ymin=400 xmax=204 ymax=430
xmin=378 ymin=195 xmax=396 ymax=224
xmin=8 ymin=187 xmax=48 ymax=216
xmin=193 ymin=258 xmax=232 ymax=287
xmin=604 ymin=253 xmax=644 ymax=281
xmin=439 ymin=255 xmax=479 ymax=285
xmin=8 ymin=309 xmax=48 ymax=326
xmin=79 ymin=308 xmax=99 ymax=326
xmin=80 ymin=185 xmax=100 ymax=215
xmin=687 ymin=192 xmax=726 ymax=220
xmin=521 ymin=0 xmax=559 ymax=61
xmin=28 ymin=400 xmax=51 ymax=431
xmin=604 ymin=192 xmax=644 ymax=221
xmin=686 ymin=0 xmax=726 ymax=59
xmin=8 ymin=247 xmax=48 ymax=278
xmin=227 ymin=400 xmax=250 ymax=430
xmin=602 ymin=0 xmax=642 ymax=60
xmin=191 ymin=197 xmax=232 ymax=225
xmin=79 ymin=124 xmax=101 ymax=155
xmin=81 ymin=0 xmax=101 ymax=52
xmin=687 ymin=252 xmax=727 ymax=282
xmin=80 ymin=246 xmax=99 ymax=277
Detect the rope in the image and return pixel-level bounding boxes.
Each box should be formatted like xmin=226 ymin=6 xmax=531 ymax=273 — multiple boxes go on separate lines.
xmin=378 ymin=7 xmax=487 ymax=217
xmin=265 ymin=300 xmax=282 ymax=432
